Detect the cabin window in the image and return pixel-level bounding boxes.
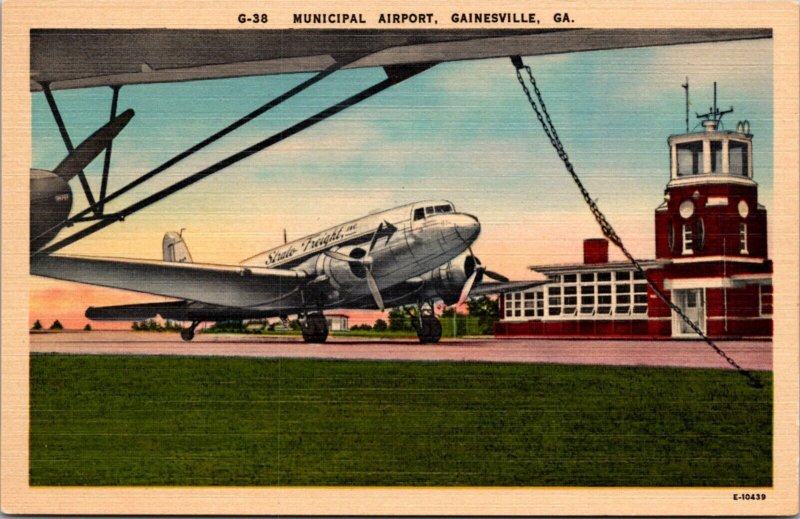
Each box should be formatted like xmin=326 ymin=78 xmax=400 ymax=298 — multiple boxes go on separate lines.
xmin=740 ymin=223 xmax=748 ymax=254
xmin=676 ymin=141 xmax=703 ymax=176
xmin=413 ymin=208 xmax=425 ymax=221
xmin=434 ymin=204 xmax=453 ymax=213
xmin=425 ymin=206 xmax=434 ymax=215
xmin=729 ymin=141 xmax=749 ymax=176
xmin=710 ymin=140 xmax=723 ymax=173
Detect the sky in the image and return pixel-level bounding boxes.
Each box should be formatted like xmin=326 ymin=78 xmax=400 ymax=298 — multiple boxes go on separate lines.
xmin=30 ymin=38 xmax=773 ymax=329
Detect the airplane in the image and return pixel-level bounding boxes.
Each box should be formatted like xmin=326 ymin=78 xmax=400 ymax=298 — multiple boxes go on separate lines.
xmin=27 ymin=29 xmax=771 ymax=341
xmin=31 ymin=200 xmax=533 ymax=343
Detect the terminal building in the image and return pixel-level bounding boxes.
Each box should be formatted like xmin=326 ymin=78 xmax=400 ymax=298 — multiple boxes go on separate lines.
xmin=496 ymin=97 xmax=772 ymax=339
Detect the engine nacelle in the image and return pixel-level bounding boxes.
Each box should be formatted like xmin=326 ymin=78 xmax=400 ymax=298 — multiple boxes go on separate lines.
xmin=314 ymin=244 xmax=371 ymax=294
xmin=423 ymin=252 xmax=483 ymax=305
xmin=30 ymin=169 xmax=73 ymax=252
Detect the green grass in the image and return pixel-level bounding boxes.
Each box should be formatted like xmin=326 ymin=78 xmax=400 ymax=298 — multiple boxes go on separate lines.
xmin=29 ymin=354 xmax=772 ymax=487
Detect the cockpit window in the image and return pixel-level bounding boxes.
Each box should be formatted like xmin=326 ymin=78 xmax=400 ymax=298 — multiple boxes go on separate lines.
xmin=435 ymin=204 xmax=453 ymax=213
xmin=413 ymin=208 xmax=425 ymax=221
xmin=425 ymin=206 xmax=434 ymax=215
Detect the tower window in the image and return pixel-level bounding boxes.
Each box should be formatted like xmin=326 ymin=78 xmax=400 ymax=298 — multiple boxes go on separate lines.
xmin=676 ymin=141 xmax=703 ymax=176
xmin=740 ymin=223 xmax=748 ymax=254
xmin=710 ymin=141 xmax=723 ymax=173
xmin=682 ymin=223 xmax=693 ymax=254
xmin=729 ymin=141 xmax=749 ymax=177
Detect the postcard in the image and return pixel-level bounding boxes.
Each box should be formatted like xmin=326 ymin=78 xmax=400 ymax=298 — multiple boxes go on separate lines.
xmin=2 ymin=0 xmax=798 ymax=515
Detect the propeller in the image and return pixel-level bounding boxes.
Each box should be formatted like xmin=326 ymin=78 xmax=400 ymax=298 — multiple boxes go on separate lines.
xmin=325 ymin=221 xmax=396 ymax=311
xmin=51 ymin=109 xmax=135 ymax=181
xmin=455 ymin=248 xmax=510 ymax=307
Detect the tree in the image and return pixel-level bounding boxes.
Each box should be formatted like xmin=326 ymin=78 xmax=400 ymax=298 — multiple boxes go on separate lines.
xmin=373 ymin=319 xmax=388 ymax=332
xmin=388 ymin=308 xmax=412 ymax=331
xmin=467 ymin=296 xmax=500 ymax=335
xmin=131 ymin=321 xmax=141 ymax=331
xmin=83 ymin=323 xmax=92 ymax=331
xmin=441 ymin=307 xmax=457 ymax=318
xmin=31 ymin=320 xmax=43 ymax=331
xmin=49 ymin=320 xmax=63 ymax=330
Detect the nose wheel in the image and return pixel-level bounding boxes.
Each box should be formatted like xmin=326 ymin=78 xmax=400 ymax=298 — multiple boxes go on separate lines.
xmin=301 ymin=313 xmax=329 ymax=343
xmin=180 ymin=321 xmax=200 ymax=341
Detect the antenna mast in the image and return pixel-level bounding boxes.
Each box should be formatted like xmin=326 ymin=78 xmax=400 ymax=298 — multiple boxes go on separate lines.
xmin=695 ymin=81 xmax=734 ymax=127
xmin=681 ymin=77 xmax=689 ymax=133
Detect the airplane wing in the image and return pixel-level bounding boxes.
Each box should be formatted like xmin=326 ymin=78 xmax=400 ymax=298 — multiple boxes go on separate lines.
xmin=30 ymin=254 xmax=307 ymax=308
xmin=31 ymin=29 xmax=770 ymax=91
xmin=468 ymin=280 xmax=548 ymax=298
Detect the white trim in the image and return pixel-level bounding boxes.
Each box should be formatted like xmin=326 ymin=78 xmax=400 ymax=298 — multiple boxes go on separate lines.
xmin=707 ymin=316 xmax=770 ymax=321
xmin=665 ymin=277 xmax=733 ymax=290
xmin=670 ymin=255 xmax=767 ymax=264
xmin=705 ymin=196 xmax=729 ymax=207
xmin=668 ymin=176 xmax=756 ymax=188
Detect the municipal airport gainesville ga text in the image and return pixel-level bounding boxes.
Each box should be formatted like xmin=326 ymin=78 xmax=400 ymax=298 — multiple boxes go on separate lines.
xmin=292 ymin=13 xmax=540 ymax=24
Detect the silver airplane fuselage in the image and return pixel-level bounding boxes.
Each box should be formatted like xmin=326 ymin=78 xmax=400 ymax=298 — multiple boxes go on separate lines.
xmin=239 ymin=200 xmax=480 ymax=310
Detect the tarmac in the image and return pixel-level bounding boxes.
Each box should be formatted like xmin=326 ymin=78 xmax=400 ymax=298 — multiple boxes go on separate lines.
xmin=30 ymin=331 xmax=773 ymax=371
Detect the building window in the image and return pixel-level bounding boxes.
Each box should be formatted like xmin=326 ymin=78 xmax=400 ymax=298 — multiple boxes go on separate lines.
xmin=539 ymin=269 xmax=648 ymax=320
xmin=676 ymin=141 xmax=703 ymax=176
xmin=682 ymin=223 xmax=693 ymax=254
xmin=506 ymin=289 xmax=545 ymax=320
xmin=740 ymin=223 xmax=748 ymax=254
xmin=759 ymin=285 xmax=773 ymax=316
xmin=695 ymin=218 xmax=705 ymax=251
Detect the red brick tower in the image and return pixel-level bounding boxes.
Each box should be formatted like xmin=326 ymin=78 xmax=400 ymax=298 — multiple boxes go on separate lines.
xmin=654 ymin=84 xmax=772 ymax=337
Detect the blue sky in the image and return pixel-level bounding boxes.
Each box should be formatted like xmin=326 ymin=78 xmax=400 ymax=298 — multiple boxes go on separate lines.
xmin=32 ymin=38 xmax=773 ymax=279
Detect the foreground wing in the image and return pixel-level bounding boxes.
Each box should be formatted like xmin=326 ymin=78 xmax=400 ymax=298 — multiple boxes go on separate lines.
xmin=31 ymin=29 xmax=770 ymax=91
xmin=30 ymin=254 xmax=306 ymax=308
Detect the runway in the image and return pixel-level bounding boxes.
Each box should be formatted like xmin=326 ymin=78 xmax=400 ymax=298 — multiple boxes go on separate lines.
xmin=30 ymin=331 xmax=773 ymax=370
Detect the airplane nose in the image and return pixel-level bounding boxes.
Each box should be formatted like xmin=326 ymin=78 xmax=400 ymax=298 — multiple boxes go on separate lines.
xmin=453 ymin=213 xmax=481 ymax=244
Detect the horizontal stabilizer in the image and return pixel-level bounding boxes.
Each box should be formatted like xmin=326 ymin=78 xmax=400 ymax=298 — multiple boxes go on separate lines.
xmin=87 ymin=300 xmax=278 ymax=322
xmin=86 ymin=301 xmax=188 ymax=321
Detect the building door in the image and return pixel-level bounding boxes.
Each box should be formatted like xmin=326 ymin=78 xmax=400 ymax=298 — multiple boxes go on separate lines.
xmin=672 ymin=288 xmax=705 ymax=337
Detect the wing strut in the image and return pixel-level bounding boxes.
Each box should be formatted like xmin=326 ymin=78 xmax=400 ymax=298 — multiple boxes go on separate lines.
xmin=40 ymin=82 xmax=98 ymax=211
xmin=98 ymin=85 xmax=121 ymax=215
xmin=35 ymin=62 xmax=435 ymax=257
xmin=67 ymin=59 xmax=350 ymax=225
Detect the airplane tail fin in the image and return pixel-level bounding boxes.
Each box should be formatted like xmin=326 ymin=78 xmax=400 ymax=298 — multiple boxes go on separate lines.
xmin=162 ymin=231 xmax=193 ymax=263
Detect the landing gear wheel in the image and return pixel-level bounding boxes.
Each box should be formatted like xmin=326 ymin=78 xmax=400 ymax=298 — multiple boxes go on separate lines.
xmin=302 ymin=313 xmax=329 ymax=344
xmin=180 ymin=321 xmax=200 ymax=342
xmin=417 ymin=315 xmax=442 ymax=344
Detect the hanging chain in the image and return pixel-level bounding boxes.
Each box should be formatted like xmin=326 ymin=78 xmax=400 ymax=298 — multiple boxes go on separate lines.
xmin=513 ymin=63 xmax=762 ymax=388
